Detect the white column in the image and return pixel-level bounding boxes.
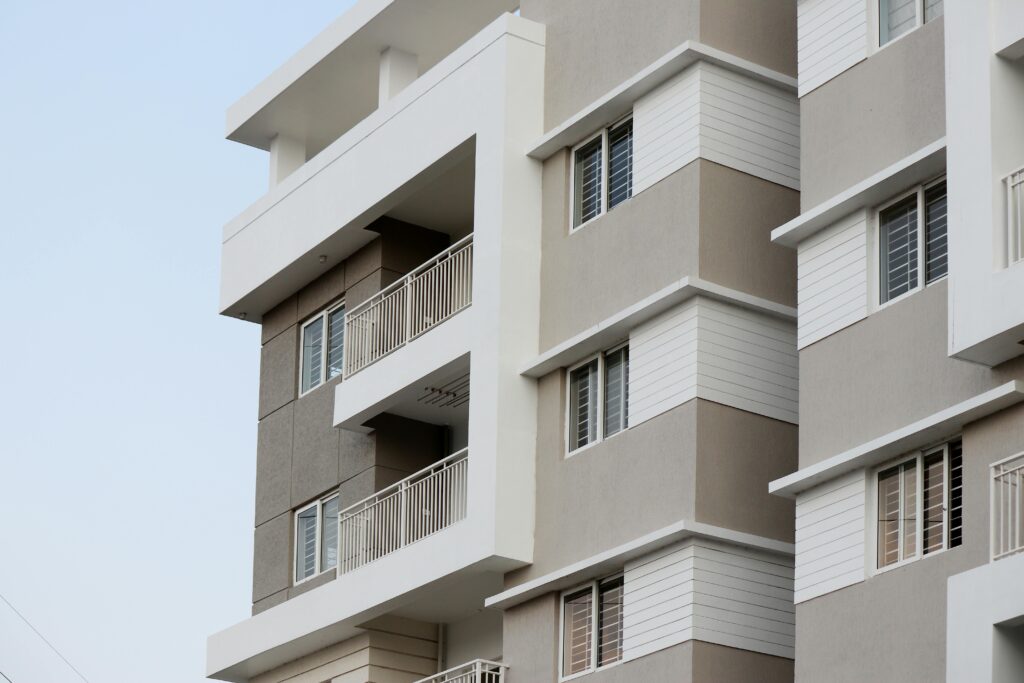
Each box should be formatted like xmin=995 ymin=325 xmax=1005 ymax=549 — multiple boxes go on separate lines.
xmin=378 ymin=47 xmax=419 ymax=107
xmin=268 ymin=133 xmax=306 ymax=188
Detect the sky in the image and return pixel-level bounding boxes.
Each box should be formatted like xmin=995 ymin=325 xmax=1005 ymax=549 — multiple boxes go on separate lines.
xmin=0 ymin=2 xmax=355 ymax=681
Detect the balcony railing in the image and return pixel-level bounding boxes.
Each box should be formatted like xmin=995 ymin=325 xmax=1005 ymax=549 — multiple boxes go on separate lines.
xmin=414 ymin=660 xmax=508 ymax=683
xmin=993 ymin=454 xmax=1024 ymax=560
xmin=344 ymin=234 xmax=473 ymax=376
xmin=338 ymin=449 xmax=469 ymax=574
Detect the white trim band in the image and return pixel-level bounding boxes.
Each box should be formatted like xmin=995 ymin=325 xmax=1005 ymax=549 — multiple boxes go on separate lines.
xmin=527 ymin=40 xmax=797 ymax=161
xmin=520 ymin=276 xmax=796 ymax=378
xmin=770 ymin=381 xmax=1024 ymax=498
xmin=771 ymin=138 xmax=947 ymax=248
xmin=484 ymin=519 xmax=793 ymax=611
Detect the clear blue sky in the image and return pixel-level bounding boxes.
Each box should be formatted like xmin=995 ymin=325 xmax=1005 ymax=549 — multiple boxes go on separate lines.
xmin=0 ymin=2 xmax=354 ymax=680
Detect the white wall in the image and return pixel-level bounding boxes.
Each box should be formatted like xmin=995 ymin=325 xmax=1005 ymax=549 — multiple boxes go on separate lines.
xmin=793 ymin=469 xmax=866 ymax=603
xmin=796 ymin=209 xmax=868 ymax=349
xmin=797 ymin=0 xmax=868 ymax=97
xmin=633 ymin=61 xmax=799 ymax=193
xmin=629 ymin=297 xmax=799 ymax=426
xmin=946 ymin=0 xmax=1024 ymax=365
xmin=621 ymin=538 xmax=795 ymax=661
xmin=947 ymin=551 xmax=1024 ymax=682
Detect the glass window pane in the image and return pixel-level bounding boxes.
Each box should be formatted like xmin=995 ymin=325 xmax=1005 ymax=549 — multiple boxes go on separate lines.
xmin=603 ymin=346 xmax=629 ymax=438
xmin=924 ymin=182 xmax=947 ymax=283
xmin=922 ymin=451 xmax=945 ymax=555
xmin=880 ymin=194 xmax=919 ymax=302
xmin=877 ymin=466 xmax=901 ymax=568
xmin=597 ymin=577 xmax=624 ymax=667
xmin=300 ymin=317 xmax=324 ymax=393
xmin=924 ymin=0 xmax=943 ymax=22
xmin=607 ymin=120 xmax=633 ymax=210
xmin=880 ymin=0 xmax=917 ymax=45
xmin=574 ymin=138 xmax=603 ymax=227
xmin=321 ymin=496 xmax=339 ymax=570
xmin=563 ymin=588 xmax=593 ymax=676
xmin=327 ymin=306 xmax=346 ymax=380
xmin=569 ymin=360 xmax=599 ymax=451
xmin=901 ymin=461 xmax=918 ymax=561
xmin=295 ymin=506 xmax=318 ymax=581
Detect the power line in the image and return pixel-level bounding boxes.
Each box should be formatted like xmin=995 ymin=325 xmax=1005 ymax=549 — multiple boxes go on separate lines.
xmin=0 ymin=668 xmax=14 ymax=683
xmin=0 ymin=590 xmax=91 ymax=683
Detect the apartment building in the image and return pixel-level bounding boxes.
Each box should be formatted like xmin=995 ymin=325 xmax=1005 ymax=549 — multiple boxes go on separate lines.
xmin=767 ymin=1 xmax=1024 ymax=682
xmin=205 ymin=1 xmax=802 ymax=681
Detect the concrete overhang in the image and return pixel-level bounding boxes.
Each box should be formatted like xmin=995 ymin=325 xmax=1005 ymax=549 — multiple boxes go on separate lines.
xmin=769 ymin=381 xmax=1024 ymax=498
xmin=518 ymin=276 xmax=796 ymax=379
xmin=526 ymin=40 xmax=797 ymax=161
xmin=218 ymin=13 xmax=545 ymax=322
xmin=770 ymin=138 xmax=946 ymax=248
xmin=207 ymin=523 xmax=520 ymax=682
xmin=485 ymin=520 xmax=793 ymax=612
xmin=227 ymin=0 xmax=518 ymax=156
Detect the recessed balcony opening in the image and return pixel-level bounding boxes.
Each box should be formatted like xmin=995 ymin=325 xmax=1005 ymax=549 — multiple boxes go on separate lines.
xmin=344 ymin=145 xmax=475 ymax=377
xmin=338 ymin=362 xmax=471 ymax=574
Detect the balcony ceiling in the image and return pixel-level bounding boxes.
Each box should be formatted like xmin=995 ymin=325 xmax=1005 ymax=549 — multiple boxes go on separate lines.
xmin=226 ymin=0 xmax=519 ymax=157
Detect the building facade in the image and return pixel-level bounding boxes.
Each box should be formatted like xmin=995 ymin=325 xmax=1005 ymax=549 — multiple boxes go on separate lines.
xmin=770 ymin=1 xmax=1024 ymax=682
xmin=206 ymin=1 xmax=1024 ymax=682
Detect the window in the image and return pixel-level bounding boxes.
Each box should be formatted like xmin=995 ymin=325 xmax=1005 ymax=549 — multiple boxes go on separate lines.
xmin=878 ymin=179 xmax=947 ymax=304
xmin=571 ymin=118 xmax=633 ymax=230
xmin=299 ymin=301 xmax=346 ymax=394
xmin=878 ymin=0 xmax=943 ymax=47
xmin=294 ymin=492 xmax=340 ymax=583
xmin=1006 ymin=167 xmax=1024 ymax=265
xmin=567 ymin=344 xmax=629 ymax=453
xmin=876 ymin=438 xmax=962 ymax=570
xmin=561 ymin=575 xmax=624 ymax=678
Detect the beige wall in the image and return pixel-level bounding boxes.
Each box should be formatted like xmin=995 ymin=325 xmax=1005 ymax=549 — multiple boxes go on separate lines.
xmin=251 ymin=220 xmax=451 ymax=613
xmin=507 ymin=374 xmax=697 ymax=586
xmin=800 ymin=18 xmax=946 ymax=209
xmin=795 ymin=402 xmax=1024 ymax=682
xmin=799 ymin=280 xmax=1024 ymax=468
xmin=508 ymin=369 xmax=795 ymax=588
xmin=519 ymin=0 xmax=700 ymax=130
xmin=519 ymin=0 xmax=796 ymax=131
xmin=699 ymin=0 xmax=797 ymax=77
xmin=694 ymin=401 xmax=796 ymax=542
xmin=538 ymin=157 xmax=797 ymax=350
xmin=698 ymin=160 xmax=798 ymax=307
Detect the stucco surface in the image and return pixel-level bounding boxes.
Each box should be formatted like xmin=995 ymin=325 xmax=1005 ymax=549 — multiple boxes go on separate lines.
xmin=800 ymin=18 xmax=946 ymax=209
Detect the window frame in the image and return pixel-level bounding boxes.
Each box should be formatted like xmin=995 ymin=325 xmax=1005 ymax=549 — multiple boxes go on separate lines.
xmin=873 ymin=0 xmax=943 ymax=51
xmin=292 ymin=491 xmax=340 ymax=585
xmin=872 ymin=176 xmax=947 ymax=311
xmin=870 ymin=439 xmax=960 ymax=575
xmin=298 ymin=299 xmax=346 ymax=397
xmin=568 ymin=115 xmax=634 ymax=233
xmin=565 ymin=342 xmax=630 ymax=456
xmin=558 ymin=574 xmax=625 ymax=681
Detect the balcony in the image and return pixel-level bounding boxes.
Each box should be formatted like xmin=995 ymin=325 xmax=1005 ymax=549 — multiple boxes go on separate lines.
xmin=346 ymin=234 xmax=473 ymax=377
xmin=339 ymin=448 xmax=468 ymax=573
xmin=993 ymin=454 xmax=1024 ymax=560
xmin=415 ymin=660 xmax=508 ymax=683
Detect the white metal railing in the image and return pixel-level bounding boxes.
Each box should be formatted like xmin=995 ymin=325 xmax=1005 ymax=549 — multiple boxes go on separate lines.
xmin=338 ymin=449 xmax=468 ymax=574
xmin=993 ymin=454 xmax=1024 ymax=560
xmin=344 ymin=234 xmax=473 ymax=376
xmin=414 ymin=660 xmax=508 ymax=683
xmin=1007 ymin=168 xmax=1024 ymax=265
